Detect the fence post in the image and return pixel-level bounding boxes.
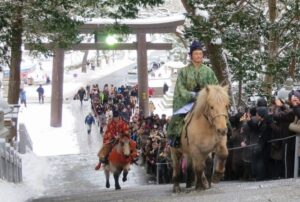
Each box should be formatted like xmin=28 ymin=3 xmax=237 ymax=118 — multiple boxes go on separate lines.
xmin=294 ymin=135 xmax=299 ymax=178
xmin=5 ymin=143 xmax=11 ymax=181
xmin=18 ymin=155 xmax=22 ymax=182
xmin=156 ymin=163 xmax=159 ymax=184
xmin=9 ymin=146 xmax=14 ymax=182
xmin=12 ymin=149 xmax=18 ymax=183
xmin=0 ymin=139 xmax=5 ymax=180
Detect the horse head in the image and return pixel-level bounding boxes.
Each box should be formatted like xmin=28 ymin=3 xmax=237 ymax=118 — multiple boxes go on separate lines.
xmin=195 ymin=85 xmax=229 ymax=136
xmin=116 ymin=133 xmax=131 ymax=158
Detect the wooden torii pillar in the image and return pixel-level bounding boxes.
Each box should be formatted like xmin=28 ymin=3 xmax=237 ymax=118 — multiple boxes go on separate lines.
xmin=26 ymin=15 xmax=185 ymax=127
xmin=51 ymin=48 xmax=64 ymax=127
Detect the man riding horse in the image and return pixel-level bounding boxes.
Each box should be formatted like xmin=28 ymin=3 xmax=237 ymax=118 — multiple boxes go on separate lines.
xmin=95 ymin=110 xmax=138 ymax=170
xmin=167 ymin=40 xmax=219 ymax=147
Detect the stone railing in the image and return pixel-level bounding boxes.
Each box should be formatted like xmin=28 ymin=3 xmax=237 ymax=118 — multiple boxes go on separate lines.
xmin=0 ymin=109 xmax=23 ymax=183
xmin=18 ymin=123 xmax=33 ymax=154
xmin=0 ymin=139 xmax=22 ymax=182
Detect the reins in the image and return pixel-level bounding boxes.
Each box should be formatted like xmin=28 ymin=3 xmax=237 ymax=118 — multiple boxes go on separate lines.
xmin=204 ymin=113 xmax=228 ymax=126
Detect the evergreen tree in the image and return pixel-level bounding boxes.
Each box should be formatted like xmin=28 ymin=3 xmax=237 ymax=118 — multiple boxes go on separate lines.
xmin=181 ymin=0 xmax=300 ymax=101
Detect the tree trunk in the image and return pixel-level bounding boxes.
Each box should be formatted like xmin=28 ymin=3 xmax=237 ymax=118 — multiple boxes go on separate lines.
xmin=288 ymin=40 xmax=298 ymax=80
xmin=206 ymin=42 xmax=226 ymax=84
xmin=264 ymin=0 xmax=278 ymax=97
xmin=238 ymin=78 xmax=242 ymax=107
xmin=8 ymin=1 xmax=23 ymax=104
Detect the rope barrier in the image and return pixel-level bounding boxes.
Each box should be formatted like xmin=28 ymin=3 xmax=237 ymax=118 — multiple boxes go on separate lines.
xmin=228 ymin=135 xmax=296 ymax=151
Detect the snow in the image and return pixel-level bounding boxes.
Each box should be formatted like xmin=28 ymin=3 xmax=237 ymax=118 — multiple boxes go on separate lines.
xmin=85 ymin=14 xmax=185 ymax=25
xmin=195 ymin=8 xmax=209 ymax=20
xmin=211 ymin=38 xmax=222 ymax=45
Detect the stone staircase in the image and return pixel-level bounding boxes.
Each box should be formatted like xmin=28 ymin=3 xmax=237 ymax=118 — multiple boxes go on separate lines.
xmin=27 ymin=153 xmax=152 ymax=202
xmin=29 ymin=175 xmax=300 ymax=202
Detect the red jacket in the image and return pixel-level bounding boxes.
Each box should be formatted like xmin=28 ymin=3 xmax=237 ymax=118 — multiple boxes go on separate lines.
xmin=103 ymin=118 xmax=129 ymax=144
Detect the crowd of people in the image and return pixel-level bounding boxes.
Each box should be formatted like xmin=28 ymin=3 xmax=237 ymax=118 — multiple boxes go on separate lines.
xmin=226 ymin=87 xmax=300 ymax=181
xmin=75 ymin=83 xmax=173 ymax=183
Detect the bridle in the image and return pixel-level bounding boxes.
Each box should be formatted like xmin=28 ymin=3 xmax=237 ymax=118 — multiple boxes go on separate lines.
xmin=204 ymin=113 xmax=228 ymax=126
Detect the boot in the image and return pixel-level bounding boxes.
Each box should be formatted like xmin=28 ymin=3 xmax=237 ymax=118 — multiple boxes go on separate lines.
xmin=95 ymin=162 xmax=101 ymax=170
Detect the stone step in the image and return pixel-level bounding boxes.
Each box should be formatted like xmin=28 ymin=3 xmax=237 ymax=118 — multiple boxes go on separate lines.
xmin=29 ymin=178 xmax=300 ymax=202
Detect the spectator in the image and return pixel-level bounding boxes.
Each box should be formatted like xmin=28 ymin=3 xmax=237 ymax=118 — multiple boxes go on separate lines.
xmin=148 ymin=87 xmax=155 ymax=98
xmin=163 ymin=83 xmax=169 ymax=94
xmin=19 ymin=88 xmax=27 ymax=107
xmin=85 ymin=112 xmax=95 ymax=134
xmin=77 ymin=87 xmax=86 ymax=107
xmin=36 ymin=84 xmax=45 ymax=104
xmin=46 ymin=75 xmax=50 ymax=84
xmin=252 ymin=107 xmax=272 ymax=180
xmin=91 ymin=62 xmax=95 ymax=70
xmin=149 ymin=101 xmax=156 ymax=115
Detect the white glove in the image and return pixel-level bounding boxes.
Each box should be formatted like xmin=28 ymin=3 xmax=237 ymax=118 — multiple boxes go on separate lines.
xmin=190 ymin=92 xmax=196 ymax=97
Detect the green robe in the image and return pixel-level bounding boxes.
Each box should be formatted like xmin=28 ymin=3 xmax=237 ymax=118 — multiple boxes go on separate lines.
xmin=167 ymin=63 xmax=218 ymax=143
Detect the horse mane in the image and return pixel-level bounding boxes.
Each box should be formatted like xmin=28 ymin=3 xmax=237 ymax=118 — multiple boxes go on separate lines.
xmin=194 ymin=85 xmax=229 ymax=119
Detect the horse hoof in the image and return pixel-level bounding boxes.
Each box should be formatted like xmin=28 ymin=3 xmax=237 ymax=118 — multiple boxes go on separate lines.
xmin=106 ymin=182 xmax=110 ymax=188
xmin=212 ymin=172 xmax=224 ymax=183
xmin=115 ymin=185 xmax=121 ymax=190
xmin=122 ymin=177 xmax=127 ymax=182
xmin=173 ymin=186 xmax=181 ymax=193
xmin=186 ymin=183 xmax=192 ymax=188
xmin=202 ymin=181 xmax=210 ymax=189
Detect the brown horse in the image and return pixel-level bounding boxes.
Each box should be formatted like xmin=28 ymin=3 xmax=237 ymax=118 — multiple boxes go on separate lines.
xmin=104 ymin=134 xmax=137 ymax=190
xmin=171 ymin=85 xmax=230 ymax=192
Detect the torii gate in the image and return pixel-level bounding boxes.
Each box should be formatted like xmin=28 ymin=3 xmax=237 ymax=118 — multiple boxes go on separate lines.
xmin=26 ymin=15 xmax=185 ymax=127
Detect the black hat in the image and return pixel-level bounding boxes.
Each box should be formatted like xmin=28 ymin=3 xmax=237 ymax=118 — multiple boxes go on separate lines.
xmin=288 ymin=90 xmax=300 ymax=101
xmin=189 ymin=40 xmax=203 ymax=55
xmin=256 ymin=98 xmax=267 ymax=107
xmin=293 ymin=90 xmax=300 ymax=100
xmin=112 ymin=110 xmax=119 ymax=117
xmin=256 ymin=107 xmax=268 ymax=118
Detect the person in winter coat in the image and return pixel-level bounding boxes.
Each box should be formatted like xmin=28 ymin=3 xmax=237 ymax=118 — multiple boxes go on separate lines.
xmin=85 ymin=112 xmax=95 ymax=134
xmin=252 ymin=107 xmax=272 ymax=180
xmin=19 ymin=89 xmax=27 ymax=107
xmin=77 ymin=87 xmax=86 ymax=107
xmin=36 ymin=84 xmax=45 ymax=104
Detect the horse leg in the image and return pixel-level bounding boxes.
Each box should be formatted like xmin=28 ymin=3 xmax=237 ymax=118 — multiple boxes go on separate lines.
xmin=122 ymin=169 xmax=128 ymax=182
xmin=204 ymin=153 xmax=213 ymax=188
xmin=170 ymin=147 xmax=182 ymax=193
xmin=114 ymin=169 xmax=122 ymax=190
xmin=192 ymin=155 xmax=207 ymax=190
xmin=104 ymin=165 xmax=110 ymax=188
xmin=212 ymin=137 xmax=228 ymax=183
xmin=185 ymin=156 xmax=194 ymax=188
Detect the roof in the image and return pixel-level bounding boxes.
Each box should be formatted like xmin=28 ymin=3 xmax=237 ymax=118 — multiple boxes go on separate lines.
xmin=80 ymin=14 xmax=185 ymax=34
